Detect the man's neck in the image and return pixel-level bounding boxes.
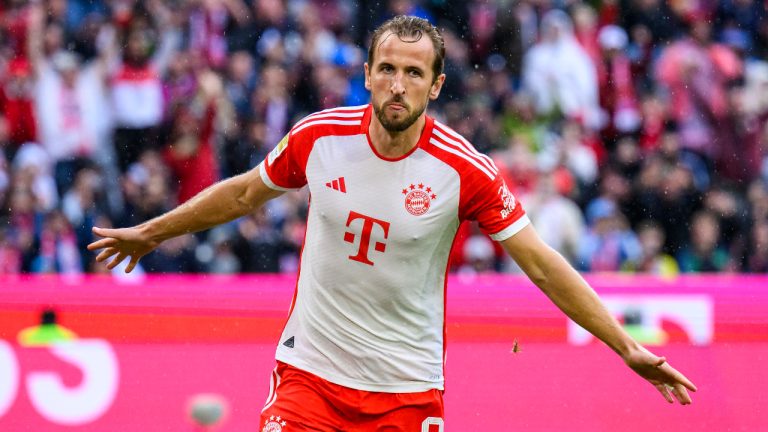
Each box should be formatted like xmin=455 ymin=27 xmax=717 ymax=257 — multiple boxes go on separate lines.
xmin=368 ymin=114 xmax=426 ymax=159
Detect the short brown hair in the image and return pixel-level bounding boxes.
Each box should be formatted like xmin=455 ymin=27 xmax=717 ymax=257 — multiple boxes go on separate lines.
xmin=368 ymin=15 xmax=445 ymax=83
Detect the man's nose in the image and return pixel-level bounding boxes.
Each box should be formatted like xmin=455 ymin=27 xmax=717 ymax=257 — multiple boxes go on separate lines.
xmin=390 ymin=73 xmax=405 ymax=95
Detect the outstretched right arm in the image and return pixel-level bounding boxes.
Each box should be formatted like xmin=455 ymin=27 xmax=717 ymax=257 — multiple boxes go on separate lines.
xmin=87 ymin=165 xmax=283 ymax=272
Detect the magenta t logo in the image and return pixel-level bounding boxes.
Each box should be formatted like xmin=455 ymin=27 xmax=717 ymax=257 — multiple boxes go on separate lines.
xmin=343 ymin=211 xmax=391 ymax=266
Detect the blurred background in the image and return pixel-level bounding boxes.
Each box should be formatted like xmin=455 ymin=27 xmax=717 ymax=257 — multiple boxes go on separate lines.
xmin=0 ymin=0 xmax=767 ymax=431
xmin=0 ymin=0 xmax=766 ymax=276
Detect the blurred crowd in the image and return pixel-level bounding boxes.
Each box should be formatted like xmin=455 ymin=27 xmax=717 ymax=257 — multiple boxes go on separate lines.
xmin=0 ymin=0 xmax=767 ymax=276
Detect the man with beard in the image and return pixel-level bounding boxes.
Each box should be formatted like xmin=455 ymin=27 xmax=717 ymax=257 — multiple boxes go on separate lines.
xmin=89 ymin=16 xmax=696 ymax=431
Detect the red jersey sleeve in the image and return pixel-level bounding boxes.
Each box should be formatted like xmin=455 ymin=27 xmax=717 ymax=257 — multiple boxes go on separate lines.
xmin=259 ymin=129 xmax=312 ymax=191
xmin=461 ymin=172 xmax=530 ymax=242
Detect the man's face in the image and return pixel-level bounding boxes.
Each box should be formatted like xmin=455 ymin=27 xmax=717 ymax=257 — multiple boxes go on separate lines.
xmin=365 ymin=32 xmax=445 ymax=132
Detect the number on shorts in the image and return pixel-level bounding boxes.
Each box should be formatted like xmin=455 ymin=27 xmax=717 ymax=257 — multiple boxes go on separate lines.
xmin=421 ymin=416 xmax=444 ymax=432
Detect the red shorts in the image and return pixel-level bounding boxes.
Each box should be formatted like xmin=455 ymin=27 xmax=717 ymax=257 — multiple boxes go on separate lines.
xmin=260 ymin=362 xmax=445 ymax=432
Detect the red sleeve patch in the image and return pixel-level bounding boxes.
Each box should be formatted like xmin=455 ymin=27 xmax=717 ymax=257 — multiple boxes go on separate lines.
xmin=262 ymin=131 xmax=311 ymax=190
xmin=462 ymin=173 xmax=527 ymax=238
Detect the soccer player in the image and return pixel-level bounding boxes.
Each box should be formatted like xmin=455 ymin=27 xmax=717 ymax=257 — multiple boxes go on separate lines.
xmin=88 ymin=15 xmax=697 ymax=431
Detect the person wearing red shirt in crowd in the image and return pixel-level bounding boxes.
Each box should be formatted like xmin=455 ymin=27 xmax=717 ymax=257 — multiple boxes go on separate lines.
xmin=162 ymin=71 xmax=222 ymax=205
xmin=0 ymin=58 xmax=37 ymax=160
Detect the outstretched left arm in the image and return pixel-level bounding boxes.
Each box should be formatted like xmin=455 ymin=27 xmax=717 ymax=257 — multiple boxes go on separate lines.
xmin=501 ymin=225 xmax=698 ymax=404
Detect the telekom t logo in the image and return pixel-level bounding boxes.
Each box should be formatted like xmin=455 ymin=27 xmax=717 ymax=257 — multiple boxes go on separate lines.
xmin=344 ymin=211 xmax=390 ymax=266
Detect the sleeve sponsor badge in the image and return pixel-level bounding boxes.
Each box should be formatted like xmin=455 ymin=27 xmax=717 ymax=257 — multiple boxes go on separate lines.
xmin=267 ymin=134 xmax=290 ymax=165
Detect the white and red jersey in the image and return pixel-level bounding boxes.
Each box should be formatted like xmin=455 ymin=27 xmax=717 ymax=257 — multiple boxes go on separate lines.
xmin=259 ymin=104 xmax=529 ymax=393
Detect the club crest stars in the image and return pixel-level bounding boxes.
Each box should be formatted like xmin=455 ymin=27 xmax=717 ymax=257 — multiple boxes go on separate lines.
xmin=402 ymin=183 xmax=437 ymax=216
xmin=262 ymin=415 xmax=287 ymax=432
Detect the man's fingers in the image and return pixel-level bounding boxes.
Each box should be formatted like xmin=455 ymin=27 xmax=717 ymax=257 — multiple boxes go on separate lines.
xmin=654 ymin=356 xmax=667 ymax=367
xmin=92 ymin=226 xmax=117 ymax=237
xmin=126 ymin=256 xmax=139 ymax=273
xmin=659 ymin=362 xmax=698 ymax=392
xmin=107 ymin=252 xmax=128 ymax=270
xmin=671 ymin=384 xmax=692 ymax=405
xmin=675 ymin=371 xmax=698 ymax=392
xmin=87 ymin=237 xmax=119 ymax=251
xmin=95 ymin=248 xmax=119 ymax=263
xmin=655 ymin=384 xmax=674 ymax=404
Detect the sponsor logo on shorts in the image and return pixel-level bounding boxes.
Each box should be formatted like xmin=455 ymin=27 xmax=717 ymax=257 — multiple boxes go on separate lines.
xmin=263 ymin=415 xmax=287 ymax=432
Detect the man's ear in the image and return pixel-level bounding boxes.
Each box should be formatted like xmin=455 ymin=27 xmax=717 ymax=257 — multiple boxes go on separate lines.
xmin=429 ymin=73 xmax=446 ymax=100
xmin=364 ymin=63 xmax=371 ymax=91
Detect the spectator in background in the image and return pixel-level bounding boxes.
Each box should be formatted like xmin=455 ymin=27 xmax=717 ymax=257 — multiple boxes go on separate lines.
xmin=188 ymin=0 xmax=249 ymax=70
xmin=163 ymin=50 xmax=199 ymax=121
xmin=634 ymin=156 xmax=701 ymax=255
xmin=31 ymin=209 xmax=83 ymax=274
xmin=209 ymin=239 xmax=241 ymax=274
xmin=224 ymin=51 xmax=257 ymax=121
xmin=459 ymin=232 xmax=497 ymax=274
xmin=27 ymin=4 xmax=113 ymax=198
xmin=225 ymin=118 xmax=270 ymax=177
xmin=578 ymin=197 xmax=642 ymax=271
xmin=747 ymin=179 xmax=768 ymax=226
xmin=596 ymin=25 xmax=641 ymax=147
xmin=655 ymin=13 xmax=742 ymax=165
xmin=621 ymin=0 xmax=681 ymax=45
xmin=521 ymin=171 xmax=585 ymax=266
xmin=537 ymin=119 xmax=599 ymax=192
xmin=744 ymin=219 xmax=768 ymax=272
xmin=6 ymin=179 xmax=38 ymax=272
xmin=522 ymin=9 xmax=600 ymax=129
xmin=0 ymin=58 xmax=37 ymax=161
xmin=110 ymin=0 xmax=181 ymax=171
xmin=719 ymin=62 xmax=768 ymax=185
xmin=251 ymin=63 xmax=294 ymax=148
xmin=163 ymin=71 xmax=227 ymax=204
xmin=611 ymin=136 xmax=643 ymax=183
xmin=140 ymin=233 xmax=200 ymax=273
xmin=656 ymin=120 xmax=710 ymax=192
xmin=0 ymin=226 xmax=22 ymax=273
xmin=592 ymin=166 xmax=634 ymax=224
xmin=120 ymin=149 xmax=172 ymax=227
xmin=437 ymin=25 xmax=471 ymax=106
xmin=626 ymin=23 xmax=655 ymax=93
xmin=677 ymin=211 xmax=732 ymax=272
xmin=636 ymin=92 xmax=669 ymax=154
xmin=500 ymin=91 xmax=547 ymax=153
xmin=231 ymin=209 xmax=285 ymax=273
xmin=572 ymin=3 xmax=600 ymax=65
xmin=714 ymin=0 xmax=765 ymax=59
xmin=493 ymin=132 xmax=540 ymax=197
xmin=11 ymin=142 xmax=58 ymax=212
xmin=623 ymin=220 xmax=680 ymax=276
xmin=60 ymin=165 xmax=108 ymax=259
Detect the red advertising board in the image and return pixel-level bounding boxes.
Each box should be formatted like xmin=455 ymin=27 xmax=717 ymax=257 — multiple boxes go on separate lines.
xmin=1 ymin=274 xmax=766 ymax=431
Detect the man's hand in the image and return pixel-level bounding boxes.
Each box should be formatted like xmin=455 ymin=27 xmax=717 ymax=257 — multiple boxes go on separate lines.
xmin=623 ymin=346 xmax=698 ymax=405
xmin=87 ymin=226 xmax=160 ymax=273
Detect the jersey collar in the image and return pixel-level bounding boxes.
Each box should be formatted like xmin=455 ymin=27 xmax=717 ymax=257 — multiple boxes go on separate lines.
xmin=362 ymin=104 xmax=435 ymax=162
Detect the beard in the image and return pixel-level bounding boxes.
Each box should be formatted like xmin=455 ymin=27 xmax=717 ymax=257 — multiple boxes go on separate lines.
xmin=373 ymin=97 xmax=427 ymax=132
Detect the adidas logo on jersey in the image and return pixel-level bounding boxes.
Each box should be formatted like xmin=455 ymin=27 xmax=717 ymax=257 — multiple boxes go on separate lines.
xmin=283 ymin=336 xmax=295 ymax=348
xmin=325 ymin=177 xmax=347 ymax=193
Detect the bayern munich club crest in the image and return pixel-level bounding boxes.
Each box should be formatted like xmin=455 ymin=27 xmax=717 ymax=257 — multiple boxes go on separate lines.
xmin=263 ymin=415 xmax=287 ymax=432
xmin=402 ymin=183 xmax=437 ymax=216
